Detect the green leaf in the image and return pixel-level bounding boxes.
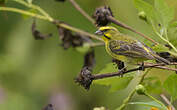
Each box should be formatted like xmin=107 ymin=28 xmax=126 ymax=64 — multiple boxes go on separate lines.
xmin=143 ymin=77 xmax=162 ymax=94
xmin=94 ymin=63 xmax=133 ymax=92
xmin=154 ymin=0 xmax=174 ymax=27
xmin=128 ymin=101 xmax=165 ymax=110
xmin=163 ymin=74 xmax=177 ymax=101
xmin=134 ymin=0 xmax=157 ymax=20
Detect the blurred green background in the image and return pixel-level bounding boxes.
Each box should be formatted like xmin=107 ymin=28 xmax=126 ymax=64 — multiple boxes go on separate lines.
xmin=0 ymin=0 xmax=177 ymax=110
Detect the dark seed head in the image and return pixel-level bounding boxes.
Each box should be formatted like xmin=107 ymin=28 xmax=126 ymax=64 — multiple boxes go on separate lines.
xmin=75 ymin=67 xmax=93 ymax=90
xmin=32 ymin=20 xmax=52 ymax=40
xmin=93 ymin=6 xmax=113 ymax=26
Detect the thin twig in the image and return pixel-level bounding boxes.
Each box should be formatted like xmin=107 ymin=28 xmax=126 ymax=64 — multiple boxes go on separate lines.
xmin=160 ymin=94 xmax=176 ymax=110
xmin=106 ymin=16 xmax=159 ymax=45
xmin=151 ymin=21 xmax=177 ymax=53
xmin=146 ymin=93 xmax=168 ymax=110
xmin=0 ymin=7 xmax=48 ymax=20
xmin=69 ymin=0 xmax=95 ymax=25
xmin=117 ymin=89 xmax=136 ymax=110
xmin=92 ymin=63 xmax=177 ymax=80
xmin=12 ymin=0 xmax=53 ymax=21
xmin=58 ymin=23 xmax=103 ymax=41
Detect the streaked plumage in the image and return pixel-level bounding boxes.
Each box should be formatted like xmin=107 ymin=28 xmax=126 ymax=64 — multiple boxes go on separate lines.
xmin=95 ymin=26 xmax=170 ymax=64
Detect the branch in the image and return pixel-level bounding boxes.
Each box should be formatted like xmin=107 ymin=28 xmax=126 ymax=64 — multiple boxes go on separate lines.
xmin=0 ymin=7 xmax=48 ymax=20
xmin=107 ymin=16 xmax=159 ymax=45
xmin=160 ymin=94 xmax=176 ymax=110
xmin=12 ymin=0 xmax=53 ymax=21
xmin=58 ymin=22 xmax=103 ymax=41
xmin=92 ymin=63 xmax=177 ymax=80
xmin=69 ymin=0 xmax=95 ymax=25
xmin=0 ymin=6 xmax=103 ymax=42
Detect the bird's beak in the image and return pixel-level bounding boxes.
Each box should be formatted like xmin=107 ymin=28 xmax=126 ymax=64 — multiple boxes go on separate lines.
xmin=95 ymin=30 xmax=103 ymax=35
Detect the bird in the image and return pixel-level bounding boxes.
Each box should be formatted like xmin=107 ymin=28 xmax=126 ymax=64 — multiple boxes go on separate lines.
xmin=95 ymin=26 xmax=170 ymax=68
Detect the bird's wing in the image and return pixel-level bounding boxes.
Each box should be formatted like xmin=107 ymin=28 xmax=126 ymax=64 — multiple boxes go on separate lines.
xmin=109 ymin=40 xmax=154 ymax=59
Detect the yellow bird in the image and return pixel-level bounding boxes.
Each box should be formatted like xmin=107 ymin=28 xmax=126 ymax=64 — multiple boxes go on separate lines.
xmin=95 ymin=26 xmax=170 ymax=65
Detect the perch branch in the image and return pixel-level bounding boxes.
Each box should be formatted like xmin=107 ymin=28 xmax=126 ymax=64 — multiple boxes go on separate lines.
xmin=12 ymin=0 xmax=53 ymax=21
xmin=92 ymin=62 xmax=177 ymax=80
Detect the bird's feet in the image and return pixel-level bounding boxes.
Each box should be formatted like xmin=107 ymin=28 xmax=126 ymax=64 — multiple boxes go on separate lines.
xmin=139 ymin=62 xmax=145 ymax=71
xmin=119 ymin=67 xmax=127 ymax=77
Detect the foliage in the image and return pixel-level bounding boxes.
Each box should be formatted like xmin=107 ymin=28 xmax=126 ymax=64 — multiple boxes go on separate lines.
xmin=164 ymin=74 xmax=177 ymax=101
xmin=0 ymin=0 xmax=177 ymax=110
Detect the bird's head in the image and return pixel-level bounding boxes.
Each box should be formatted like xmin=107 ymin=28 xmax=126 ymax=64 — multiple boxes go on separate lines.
xmin=95 ymin=26 xmax=119 ymax=42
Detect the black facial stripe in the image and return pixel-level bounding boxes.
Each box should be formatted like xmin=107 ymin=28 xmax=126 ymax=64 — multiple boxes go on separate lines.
xmin=104 ymin=34 xmax=110 ymax=40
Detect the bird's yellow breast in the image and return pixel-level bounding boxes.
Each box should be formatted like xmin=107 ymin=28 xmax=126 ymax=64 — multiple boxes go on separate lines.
xmin=105 ymin=41 xmax=129 ymax=62
xmin=105 ymin=40 xmax=146 ymax=64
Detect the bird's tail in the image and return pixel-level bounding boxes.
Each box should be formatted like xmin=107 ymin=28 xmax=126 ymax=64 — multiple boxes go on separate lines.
xmin=153 ymin=54 xmax=170 ymax=64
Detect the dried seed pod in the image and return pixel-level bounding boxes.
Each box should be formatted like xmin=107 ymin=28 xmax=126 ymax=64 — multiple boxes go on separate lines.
xmin=58 ymin=26 xmax=74 ymax=49
xmin=157 ymin=52 xmax=177 ymax=62
xmin=32 ymin=20 xmax=52 ymax=40
xmin=93 ymin=6 xmax=113 ymax=26
xmin=57 ymin=24 xmax=90 ymax=49
xmin=75 ymin=67 xmax=93 ymax=90
xmin=112 ymin=59 xmax=126 ymax=71
xmin=84 ymin=50 xmax=95 ymax=69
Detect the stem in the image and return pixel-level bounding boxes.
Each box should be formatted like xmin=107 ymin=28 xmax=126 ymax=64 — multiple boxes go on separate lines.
xmin=160 ymin=94 xmax=176 ymax=110
xmin=12 ymin=0 xmax=53 ymax=21
xmin=146 ymin=93 xmax=168 ymax=110
xmin=58 ymin=23 xmax=103 ymax=41
xmin=0 ymin=7 xmax=49 ymax=20
xmin=107 ymin=16 xmax=159 ymax=45
xmin=0 ymin=7 xmax=103 ymax=42
xmin=155 ymin=31 xmax=177 ymax=53
xmin=69 ymin=0 xmax=95 ymax=25
xmin=164 ymin=28 xmax=169 ymax=41
xmin=117 ymin=90 xmax=136 ymax=110
xmin=117 ymin=69 xmax=151 ymax=110
xmin=151 ymin=22 xmax=177 ymax=53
